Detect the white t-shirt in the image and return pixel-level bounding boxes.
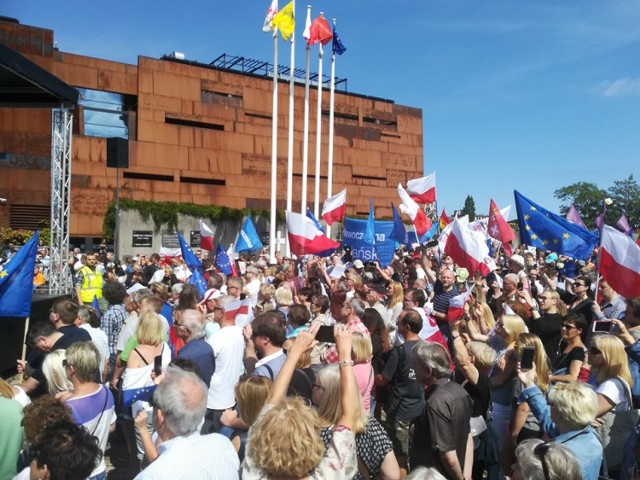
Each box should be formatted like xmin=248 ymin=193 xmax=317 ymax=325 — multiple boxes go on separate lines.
xmin=206 ymin=325 xmax=245 ymax=410
xmin=597 ymin=378 xmax=631 ymax=413
xmin=80 ymin=324 xmax=110 ymax=377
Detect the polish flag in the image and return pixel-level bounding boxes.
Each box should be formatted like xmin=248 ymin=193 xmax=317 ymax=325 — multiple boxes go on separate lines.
xmin=447 ymin=290 xmax=472 ymax=322
xmin=199 ymin=220 xmax=214 ymax=251
xmin=487 ymin=199 xmax=515 ymax=257
xmin=419 ymin=313 xmax=453 ymax=369
xmin=445 ymin=218 xmax=493 ymax=276
xmin=321 ymin=189 xmax=347 ymax=226
xmin=599 ymin=225 xmax=640 ymax=299
xmin=407 ymin=173 xmax=437 ymax=204
xmin=224 ymin=298 xmax=253 ymax=326
xmin=286 ymin=211 xmax=341 ymax=257
xmin=226 ymin=243 xmax=239 ymax=277
xmin=397 ymin=184 xmax=432 ymax=236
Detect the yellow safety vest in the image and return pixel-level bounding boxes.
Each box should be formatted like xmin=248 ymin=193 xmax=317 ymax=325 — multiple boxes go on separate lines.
xmin=79 ymin=265 xmax=103 ymax=303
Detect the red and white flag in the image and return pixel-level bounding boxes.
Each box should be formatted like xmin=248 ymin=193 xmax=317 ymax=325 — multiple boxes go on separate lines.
xmin=599 ymin=225 xmax=640 ymax=299
xmin=224 ymin=298 xmax=253 ymax=325
xmin=321 ymin=189 xmax=347 ymax=226
xmin=447 ymin=290 xmax=472 ymax=322
xmin=199 ymin=220 xmax=214 ymax=251
xmin=397 ymin=184 xmax=432 ymax=236
xmin=262 ymin=0 xmax=278 ymax=32
xmin=407 ymin=173 xmax=437 ymax=204
xmin=418 ymin=313 xmax=453 ymax=369
xmin=287 ymin=211 xmax=340 ymax=257
xmin=226 ymin=243 xmax=239 ymax=277
xmin=445 ymin=218 xmax=493 ymax=276
xmin=487 ymin=199 xmax=514 ymax=256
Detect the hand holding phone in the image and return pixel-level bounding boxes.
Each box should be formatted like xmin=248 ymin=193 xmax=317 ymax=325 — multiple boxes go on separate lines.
xmin=520 ymin=346 xmax=536 ymax=370
xmin=315 ymin=325 xmax=336 ymax=343
xmin=593 ymin=321 xmax=613 ymax=333
xmin=154 ymin=355 xmax=162 ymax=376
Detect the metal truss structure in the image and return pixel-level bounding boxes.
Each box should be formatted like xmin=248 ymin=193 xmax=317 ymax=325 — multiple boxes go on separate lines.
xmin=49 ymin=109 xmax=73 ymax=295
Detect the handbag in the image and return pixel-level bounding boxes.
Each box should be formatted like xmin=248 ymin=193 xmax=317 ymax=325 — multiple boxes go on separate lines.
xmin=598 ymin=377 xmax=640 ymax=472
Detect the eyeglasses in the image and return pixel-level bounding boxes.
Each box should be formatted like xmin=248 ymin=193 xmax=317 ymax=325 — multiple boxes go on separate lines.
xmin=538 ymin=296 xmax=552 ymax=301
xmin=574 ymin=282 xmax=586 ymax=287
xmin=561 ymin=324 xmax=576 ymax=330
xmin=590 ymin=347 xmax=602 ymax=355
xmin=312 ymin=383 xmax=324 ymax=390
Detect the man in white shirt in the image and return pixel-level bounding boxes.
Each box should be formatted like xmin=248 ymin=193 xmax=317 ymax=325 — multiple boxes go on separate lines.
xmin=135 ymin=366 xmax=239 ymax=480
xmin=204 ymin=295 xmax=245 ymax=434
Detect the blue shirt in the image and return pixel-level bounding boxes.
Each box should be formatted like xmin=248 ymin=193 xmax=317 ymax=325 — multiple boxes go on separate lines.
xmin=177 ymin=339 xmax=216 ymax=388
xmin=519 ymin=385 xmax=603 ymax=480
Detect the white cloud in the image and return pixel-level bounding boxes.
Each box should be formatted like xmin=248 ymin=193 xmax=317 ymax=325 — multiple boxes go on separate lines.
xmin=593 ymin=78 xmax=640 ymax=97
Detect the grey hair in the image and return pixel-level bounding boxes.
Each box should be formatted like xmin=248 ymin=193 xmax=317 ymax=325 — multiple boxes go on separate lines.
xmin=171 ymin=283 xmax=184 ymax=295
xmin=406 ymin=466 xmax=447 ymax=480
xmin=348 ymin=298 xmax=366 ymax=318
xmin=132 ymin=288 xmax=153 ymax=304
xmin=411 ymin=341 xmax=452 ymax=380
xmin=514 ymin=440 xmax=583 ymax=480
xmin=181 ymin=309 xmax=206 ymax=339
xmin=153 ymin=365 xmax=207 ymax=437
xmin=215 ymin=294 xmax=237 ymax=310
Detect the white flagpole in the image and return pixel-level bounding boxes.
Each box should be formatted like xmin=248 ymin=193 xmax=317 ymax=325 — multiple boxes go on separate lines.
xmin=285 ymin=0 xmax=296 ymax=257
xmin=301 ymin=5 xmax=312 ymax=215
xmin=269 ymin=27 xmax=279 ymax=263
xmin=313 ymin=15 xmax=325 ymax=220
xmin=326 ymin=18 xmax=337 ymax=239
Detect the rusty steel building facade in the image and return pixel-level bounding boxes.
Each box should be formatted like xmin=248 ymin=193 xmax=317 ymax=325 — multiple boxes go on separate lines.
xmin=0 ymin=19 xmax=424 ymax=243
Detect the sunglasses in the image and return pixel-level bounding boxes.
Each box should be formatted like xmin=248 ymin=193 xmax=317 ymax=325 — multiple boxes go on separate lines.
xmin=561 ymin=324 xmax=576 ymax=330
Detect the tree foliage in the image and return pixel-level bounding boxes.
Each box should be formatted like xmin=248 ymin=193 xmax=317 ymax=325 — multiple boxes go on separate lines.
xmin=554 ymin=175 xmax=640 ymax=230
xmin=462 ymin=195 xmax=476 ymax=221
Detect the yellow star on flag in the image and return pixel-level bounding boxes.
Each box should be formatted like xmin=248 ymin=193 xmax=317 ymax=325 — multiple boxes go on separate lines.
xmin=531 ymin=234 xmax=538 ymax=240
xmin=553 ymin=238 xmax=559 ymax=244
xmin=0 ymin=270 xmax=7 ymax=278
xmin=563 ymin=233 xmax=570 ymax=239
xmin=524 ymin=214 xmax=530 ymax=220
xmin=525 ymin=225 xmax=531 ymax=231
xmin=542 ymin=239 xmax=548 ymax=245
xmin=530 ymin=206 xmax=537 ymax=211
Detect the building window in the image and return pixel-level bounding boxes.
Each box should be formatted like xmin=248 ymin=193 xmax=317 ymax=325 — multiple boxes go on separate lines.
xmin=76 ymin=88 xmax=136 ymax=139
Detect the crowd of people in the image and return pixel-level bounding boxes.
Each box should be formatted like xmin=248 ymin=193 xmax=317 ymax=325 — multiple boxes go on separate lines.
xmin=2 ymin=241 xmax=640 ymax=480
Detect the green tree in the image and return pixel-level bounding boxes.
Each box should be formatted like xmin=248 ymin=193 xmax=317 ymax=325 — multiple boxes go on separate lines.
xmin=554 ymin=182 xmax=607 ymax=227
xmin=461 ymin=195 xmax=476 ymax=221
xmin=607 ymin=175 xmax=640 ymax=230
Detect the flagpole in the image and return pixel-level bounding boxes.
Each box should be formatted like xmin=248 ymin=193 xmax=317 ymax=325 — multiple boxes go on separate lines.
xmin=326 ymin=18 xmax=337 ymax=240
xmin=313 ymin=18 xmax=325 ymax=221
xmin=301 ymin=5 xmax=312 ymax=215
xmin=19 ymin=316 xmax=30 ymax=384
xmin=285 ymin=0 xmax=295 ymax=257
xmin=269 ymin=27 xmax=279 ymax=263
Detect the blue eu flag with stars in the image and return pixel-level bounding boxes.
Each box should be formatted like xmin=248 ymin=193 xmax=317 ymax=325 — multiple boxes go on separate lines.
xmin=514 ymin=190 xmax=598 ymax=261
xmin=122 ymin=384 xmax=157 ymax=409
xmin=214 ymin=244 xmax=233 ymax=276
xmin=177 ymin=232 xmax=202 ymax=271
xmin=0 ymin=231 xmax=39 ymax=317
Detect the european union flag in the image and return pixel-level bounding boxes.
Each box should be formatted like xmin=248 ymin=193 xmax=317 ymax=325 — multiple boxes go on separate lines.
xmin=188 ymin=268 xmax=207 ymax=298
xmin=91 ymin=295 xmax=102 ymax=320
xmin=236 ymin=217 xmax=263 ymax=252
xmin=122 ymin=384 xmax=157 ymax=409
xmin=389 ymin=203 xmax=409 ymax=247
xmin=332 ymin=25 xmax=347 ymax=55
xmin=0 ymin=231 xmax=39 ymax=317
xmin=306 ymin=208 xmax=325 ymax=234
xmin=514 ymin=190 xmax=599 ymax=261
xmin=214 ymin=244 xmax=233 ymax=276
xmin=177 ymin=232 xmax=202 ymax=271
xmin=364 ymin=198 xmax=376 ymax=246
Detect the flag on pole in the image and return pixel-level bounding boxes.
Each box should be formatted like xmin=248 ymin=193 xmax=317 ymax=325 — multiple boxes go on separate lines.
xmin=566 ymin=204 xmax=586 ymax=229
xmin=272 ymin=1 xmax=295 ymax=40
xmin=363 ymin=198 xmax=376 ymax=246
xmin=487 ymin=199 xmax=515 ymax=257
xmin=302 ymin=6 xmax=312 ymax=41
xmin=227 ymin=243 xmax=239 ymax=277
xmin=599 ymin=225 xmax=640 ymax=299
xmin=236 ymin=217 xmax=263 ymax=252
xmin=199 ymin=220 xmax=214 ymax=251
xmin=0 ymin=231 xmax=39 ymax=317
xmin=262 ymin=0 xmax=278 ymax=32
xmin=389 ymin=203 xmax=409 ymax=246
xmin=188 ymin=269 xmax=208 ymax=298
xmin=214 ymin=245 xmax=233 ymax=276
xmin=445 ymin=218 xmax=493 ymax=276
xmin=286 ymin=211 xmax=340 ymax=257
xmin=91 ymin=296 xmax=102 ymax=320
xmin=332 ymin=24 xmax=347 ymax=55
xmin=307 ymin=15 xmax=332 ymax=45
xmin=515 ymin=190 xmax=599 ymax=261
xmin=407 ymin=173 xmax=437 ymax=204
xmin=321 ymin=189 xmax=346 ymax=226
xmin=306 ymin=208 xmax=326 ymax=234
xmin=397 ymin=184 xmax=432 ymax=236
xmin=177 ymin=232 xmax=202 ymax=271
xmin=439 ymin=209 xmax=451 ymax=231
xmin=616 ymin=215 xmax=633 ymax=237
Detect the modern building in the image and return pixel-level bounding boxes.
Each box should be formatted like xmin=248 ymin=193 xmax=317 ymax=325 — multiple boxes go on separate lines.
xmin=0 ymin=17 xmax=424 ymax=247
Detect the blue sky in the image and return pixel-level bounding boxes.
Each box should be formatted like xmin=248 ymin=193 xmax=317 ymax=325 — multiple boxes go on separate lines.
xmin=4 ymin=0 xmax=639 ymax=219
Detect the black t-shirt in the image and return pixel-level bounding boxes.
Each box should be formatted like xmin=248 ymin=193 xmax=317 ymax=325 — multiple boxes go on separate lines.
xmin=553 ymin=344 xmax=586 ymax=373
xmin=381 ymin=340 xmax=425 ymax=421
xmin=460 ymin=372 xmax=491 ymax=419
xmin=530 ymin=313 xmax=563 ymax=364
xmin=31 ymin=325 xmax=92 ymax=384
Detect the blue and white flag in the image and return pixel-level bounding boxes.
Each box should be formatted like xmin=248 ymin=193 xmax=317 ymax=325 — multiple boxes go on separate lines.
xmin=236 ymin=217 xmax=263 ymax=252
xmin=306 ymin=208 xmax=326 ymax=234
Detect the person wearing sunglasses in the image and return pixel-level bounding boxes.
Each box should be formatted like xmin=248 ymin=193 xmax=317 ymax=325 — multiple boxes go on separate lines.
xmin=549 ymin=313 xmax=589 ymax=384
xmin=566 ymin=276 xmax=596 ymax=329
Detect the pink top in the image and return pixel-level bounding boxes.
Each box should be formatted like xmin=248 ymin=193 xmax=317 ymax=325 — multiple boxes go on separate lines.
xmin=353 ymin=362 xmax=374 ymax=413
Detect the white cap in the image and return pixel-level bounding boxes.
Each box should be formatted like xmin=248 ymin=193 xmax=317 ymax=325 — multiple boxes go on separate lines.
xmin=199 ymin=288 xmax=222 ymax=304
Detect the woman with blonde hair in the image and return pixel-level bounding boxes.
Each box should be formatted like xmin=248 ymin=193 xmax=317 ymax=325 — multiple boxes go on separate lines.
xmin=502 ymin=333 xmax=551 ymax=475
xmin=255 ymin=284 xmax=276 ymax=314
xmin=314 ymin=364 xmax=400 ymax=480
xmin=352 ymin=332 xmax=375 ymax=414
xmin=385 ymin=282 xmax=404 ymax=328
xmin=243 ymin=324 xmax=359 ymax=479
xmin=589 ymin=334 xmax=634 ymax=416
xmin=42 ymin=349 xmax=73 ymax=398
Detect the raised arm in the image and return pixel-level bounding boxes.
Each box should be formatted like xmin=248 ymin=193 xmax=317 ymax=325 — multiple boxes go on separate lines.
xmin=334 ymin=325 xmax=359 ymax=431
